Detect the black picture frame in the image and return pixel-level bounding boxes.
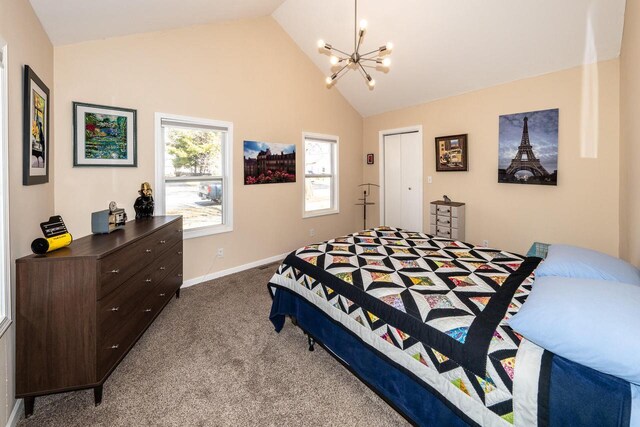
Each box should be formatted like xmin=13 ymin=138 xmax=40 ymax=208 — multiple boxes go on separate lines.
xmin=435 ymin=134 xmax=468 ymax=172
xmin=23 ymin=66 xmax=50 ymax=185
xmin=73 ymin=102 xmax=137 ymax=167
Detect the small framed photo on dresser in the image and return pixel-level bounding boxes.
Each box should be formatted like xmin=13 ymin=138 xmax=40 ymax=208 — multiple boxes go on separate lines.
xmin=435 ymin=134 xmax=468 ymax=172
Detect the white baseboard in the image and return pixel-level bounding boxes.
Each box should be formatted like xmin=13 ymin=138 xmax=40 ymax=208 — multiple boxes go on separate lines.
xmin=181 ymin=252 xmax=288 ymax=289
xmin=6 ymin=399 xmax=22 ymax=427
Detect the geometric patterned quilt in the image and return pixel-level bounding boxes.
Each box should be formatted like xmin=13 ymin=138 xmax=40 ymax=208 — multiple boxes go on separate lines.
xmin=269 ymin=227 xmax=542 ymax=424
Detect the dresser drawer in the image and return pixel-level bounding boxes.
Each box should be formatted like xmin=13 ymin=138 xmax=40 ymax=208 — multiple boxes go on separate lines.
xmin=97 ymin=311 xmax=143 ymax=379
xmin=99 ymin=238 xmax=155 ymax=299
xmin=436 ymin=226 xmax=452 ymax=238
xmin=158 ymin=264 xmax=183 ymax=296
xmin=436 ymin=205 xmax=451 ymax=216
xmin=153 ymin=242 xmax=183 ymax=284
xmin=436 ymin=216 xmax=459 ymax=228
xmin=98 ymin=267 xmax=157 ymax=340
xmin=152 ymin=219 xmax=183 ymax=258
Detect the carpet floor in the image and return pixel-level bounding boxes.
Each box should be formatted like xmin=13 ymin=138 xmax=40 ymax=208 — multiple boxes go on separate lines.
xmin=19 ymin=263 xmax=408 ymax=426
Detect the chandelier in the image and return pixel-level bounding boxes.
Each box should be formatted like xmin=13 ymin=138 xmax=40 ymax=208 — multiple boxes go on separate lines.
xmin=317 ymin=0 xmax=393 ymax=89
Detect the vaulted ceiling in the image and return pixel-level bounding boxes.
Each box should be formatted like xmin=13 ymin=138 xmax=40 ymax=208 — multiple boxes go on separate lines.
xmin=30 ymin=0 xmax=626 ymax=117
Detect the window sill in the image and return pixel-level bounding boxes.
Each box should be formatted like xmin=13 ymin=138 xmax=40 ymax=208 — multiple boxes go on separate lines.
xmin=184 ymin=224 xmax=233 ymax=240
xmin=303 ymin=209 xmax=340 ymax=219
xmin=0 ymin=316 xmax=12 ymax=339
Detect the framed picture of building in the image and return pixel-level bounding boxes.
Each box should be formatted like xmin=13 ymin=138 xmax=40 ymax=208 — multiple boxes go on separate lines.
xmin=243 ymin=141 xmax=296 ymax=185
xmin=498 ymin=108 xmax=558 ymax=185
xmin=23 ymin=66 xmax=50 ymax=185
xmin=435 ymin=134 xmax=468 ymax=172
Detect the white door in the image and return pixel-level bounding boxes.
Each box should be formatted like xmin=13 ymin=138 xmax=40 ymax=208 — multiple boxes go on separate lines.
xmin=383 ymin=131 xmax=423 ymax=231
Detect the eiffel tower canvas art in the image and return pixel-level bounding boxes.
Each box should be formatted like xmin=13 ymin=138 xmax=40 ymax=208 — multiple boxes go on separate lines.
xmin=498 ymin=109 xmax=558 ymax=185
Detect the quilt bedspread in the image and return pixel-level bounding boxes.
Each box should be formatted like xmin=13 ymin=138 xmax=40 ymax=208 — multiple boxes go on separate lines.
xmin=268 ymin=227 xmax=542 ymax=424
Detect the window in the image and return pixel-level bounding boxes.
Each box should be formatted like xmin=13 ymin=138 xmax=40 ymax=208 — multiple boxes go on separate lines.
xmin=155 ymin=113 xmax=233 ymax=239
xmin=303 ymin=133 xmax=339 ymax=217
xmin=0 ymin=39 xmax=11 ymax=336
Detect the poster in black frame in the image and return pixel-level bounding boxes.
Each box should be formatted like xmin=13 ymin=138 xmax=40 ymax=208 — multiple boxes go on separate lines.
xmin=23 ymin=66 xmax=50 ymax=185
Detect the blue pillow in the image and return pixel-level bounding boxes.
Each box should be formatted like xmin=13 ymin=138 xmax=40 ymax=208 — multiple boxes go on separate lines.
xmin=509 ymin=276 xmax=640 ymax=385
xmin=535 ymin=244 xmax=640 ymax=285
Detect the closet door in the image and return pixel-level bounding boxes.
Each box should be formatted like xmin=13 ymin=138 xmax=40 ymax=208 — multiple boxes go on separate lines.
xmin=383 ymin=132 xmax=423 ymax=232
xmin=384 ymin=134 xmax=403 ymax=227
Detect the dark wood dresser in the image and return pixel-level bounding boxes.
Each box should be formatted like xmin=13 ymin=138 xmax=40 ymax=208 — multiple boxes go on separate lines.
xmin=16 ymin=216 xmax=183 ymax=417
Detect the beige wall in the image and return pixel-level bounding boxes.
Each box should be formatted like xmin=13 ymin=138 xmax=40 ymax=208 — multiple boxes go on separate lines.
xmin=364 ymin=60 xmax=620 ymax=256
xmin=0 ymin=0 xmax=55 ymax=422
xmin=54 ymin=17 xmax=363 ymax=282
xmin=620 ymin=0 xmax=640 ymax=266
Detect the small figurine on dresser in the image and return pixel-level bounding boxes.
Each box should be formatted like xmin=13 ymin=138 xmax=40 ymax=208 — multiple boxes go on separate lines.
xmin=134 ymin=182 xmax=154 ymax=219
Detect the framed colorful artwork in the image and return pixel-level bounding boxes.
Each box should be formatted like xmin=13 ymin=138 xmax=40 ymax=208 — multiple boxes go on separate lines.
xmin=23 ymin=66 xmax=50 ymax=185
xmin=435 ymin=134 xmax=468 ymax=172
xmin=73 ymin=102 xmax=137 ymax=167
xmin=243 ymin=140 xmax=296 ymax=185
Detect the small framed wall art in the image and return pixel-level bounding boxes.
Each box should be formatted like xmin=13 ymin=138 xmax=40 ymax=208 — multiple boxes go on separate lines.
xmin=23 ymin=66 xmax=50 ymax=185
xmin=73 ymin=102 xmax=137 ymax=167
xmin=435 ymin=134 xmax=468 ymax=172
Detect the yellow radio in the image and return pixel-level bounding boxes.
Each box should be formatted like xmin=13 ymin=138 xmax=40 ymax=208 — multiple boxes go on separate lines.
xmin=31 ymin=216 xmax=73 ymax=255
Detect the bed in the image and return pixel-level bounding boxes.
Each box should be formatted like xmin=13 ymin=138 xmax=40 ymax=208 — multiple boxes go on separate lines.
xmin=268 ymin=227 xmax=637 ymax=426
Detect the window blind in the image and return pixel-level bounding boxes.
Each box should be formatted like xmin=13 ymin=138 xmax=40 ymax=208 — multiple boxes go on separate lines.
xmin=161 ymin=118 xmax=227 ymax=132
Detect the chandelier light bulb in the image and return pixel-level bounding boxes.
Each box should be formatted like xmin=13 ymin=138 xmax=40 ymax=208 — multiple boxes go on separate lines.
xmin=325 ymin=76 xmax=333 ymax=85
xmin=368 ymin=78 xmax=376 ymax=88
xmin=330 ymin=56 xmax=339 ymax=65
xmin=385 ymin=42 xmax=394 ymax=52
xmin=317 ymin=39 xmax=326 ymax=49
xmin=382 ymin=57 xmax=391 ymax=67
xmin=359 ymin=19 xmax=368 ymax=30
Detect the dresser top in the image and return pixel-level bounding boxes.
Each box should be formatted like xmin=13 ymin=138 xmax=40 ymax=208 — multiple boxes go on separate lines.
xmin=17 ymin=216 xmax=181 ymax=262
xmin=431 ymin=200 xmax=465 ymax=207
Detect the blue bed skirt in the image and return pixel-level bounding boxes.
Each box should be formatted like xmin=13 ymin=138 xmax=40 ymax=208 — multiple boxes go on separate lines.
xmin=269 ymin=286 xmax=633 ymax=427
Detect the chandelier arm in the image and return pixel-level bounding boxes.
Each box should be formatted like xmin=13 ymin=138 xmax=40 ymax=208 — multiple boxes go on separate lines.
xmin=356 ymin=32 xmax=365 ymax=55
xmin=335 ymin=62 xmax=351 ymax=77
xmin=354 ymin=0 xmax=358 ymax=51
xmin=360 ymin=48 xmax=381 ymax=57
xmin=330 ymin=47 xmax=352 ymax=57
xmin=360 ymin=58 xmax=380 ymax=63
xmin=358 ymin=62 xmax=371 ymax=79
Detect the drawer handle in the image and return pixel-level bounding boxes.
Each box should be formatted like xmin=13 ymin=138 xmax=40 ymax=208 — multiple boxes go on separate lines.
xmin=144 ymin=308 xmax=152 ymax=312
xmin=178 ymin=273 xmax=183 ymax=277
xmin=145 ymin=249 xmax=152 ymax=253
xmin=159 ymin=266 xmax=166 ymax=271
xmin=110 ymin=344 xmax=119 ymax=349
xmin=110 ymin=269 xmax=120 ymax=274
xmin=145 ymin=278 xmax=152 ymax=283
xmin=177 ymin=251 xmax=183 ymax=255
xmin=159 ymin=240 xmax=167 ymax=244
xmin=159 ymin=293 xmax=166 ymax=297
xmin=110 ymin=307 xmax=120 ymax=312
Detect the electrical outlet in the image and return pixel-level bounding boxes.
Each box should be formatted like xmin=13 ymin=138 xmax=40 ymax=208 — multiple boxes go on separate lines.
xmin=427 ymin=176 xmax=433 ymax=184
xmin=217 ymin=248 xmax=224 ymax=258
xmin=482 ymin=240 xmax=489 ymax=247
xmin=309 ymin=228 xmax=315 ymax=237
